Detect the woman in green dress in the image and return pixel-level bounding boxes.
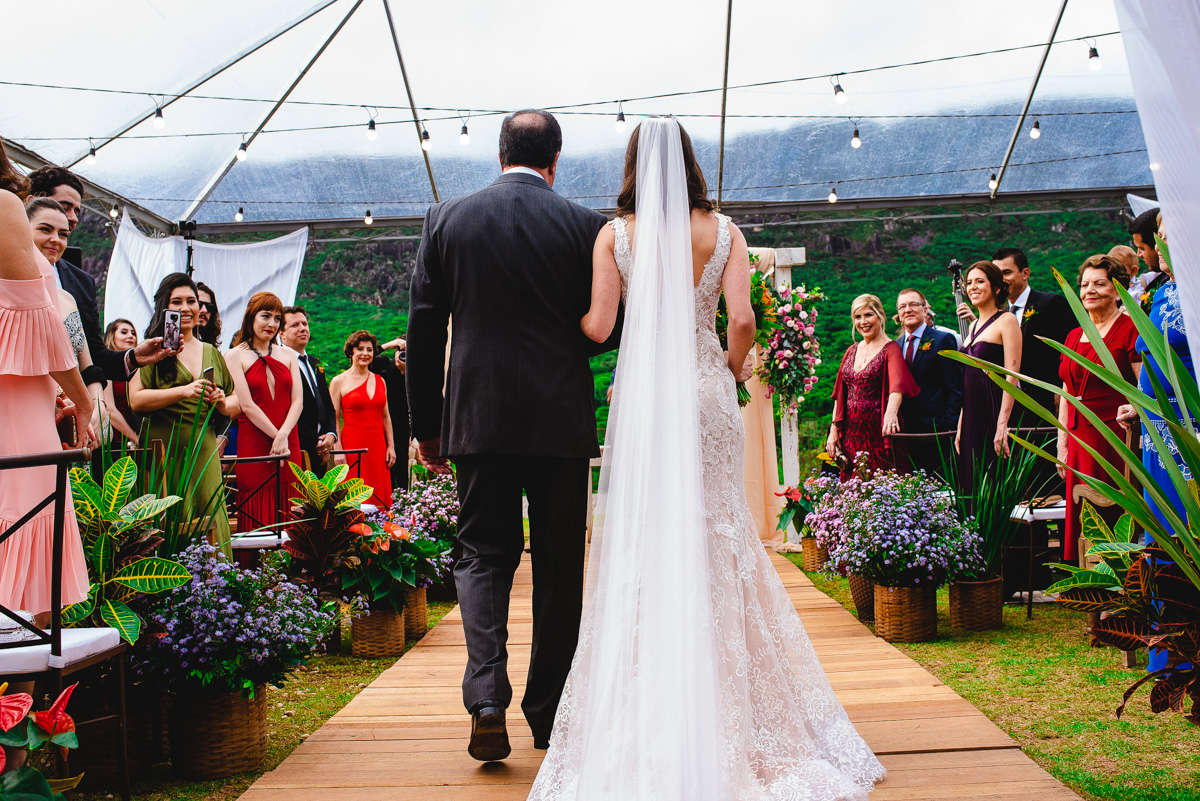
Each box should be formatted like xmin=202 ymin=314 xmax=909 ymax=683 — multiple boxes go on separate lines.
xmin=129 ymin=273 xmax=240 ymax=556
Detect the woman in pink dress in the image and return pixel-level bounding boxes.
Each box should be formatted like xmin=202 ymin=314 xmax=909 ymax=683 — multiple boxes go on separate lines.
xmin=225 ymin=292 xmax=302 ymax=530
xmin=0 ymin=144 xmax=91 ymax=617
xmin=330 ymin=331 xmax=395 ymax=508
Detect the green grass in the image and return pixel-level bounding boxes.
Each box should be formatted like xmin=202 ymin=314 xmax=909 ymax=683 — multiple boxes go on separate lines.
xmin=75 ymin=600 xmax=456 ymax=801
xmin=785 ymin=556 xmax=1200 ymax=801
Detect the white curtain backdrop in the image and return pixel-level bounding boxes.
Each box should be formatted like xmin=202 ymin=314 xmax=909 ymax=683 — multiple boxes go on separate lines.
xmin=105 ymin=210 xmax=308 ymax=337
xmin=1115 ymin=0 xmax=1200 ymax=360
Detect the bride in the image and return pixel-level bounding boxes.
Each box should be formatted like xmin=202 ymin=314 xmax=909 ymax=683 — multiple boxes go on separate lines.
xmin=527 ymin=118 xmax=885 ymax=801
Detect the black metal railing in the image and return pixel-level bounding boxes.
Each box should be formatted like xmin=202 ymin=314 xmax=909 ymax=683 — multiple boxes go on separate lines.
xmin=220 ymin=453 xmax=289 ymax=533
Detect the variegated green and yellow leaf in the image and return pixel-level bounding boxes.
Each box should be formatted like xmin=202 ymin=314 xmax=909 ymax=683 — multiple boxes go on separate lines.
xmin=100 ymin=456 xmax=137 ymax=516
xmin=61 ymin=585 xmax=97 ymax=625
xmin=98 ymin=599 xmax=141 ymax=644
xmin=322 ymin=463 xmax=349 ymax=489
xmin=304 ymin=479 xmax=331 ymax=510
xmin=110 ymin=557 xmax=191 ymax=594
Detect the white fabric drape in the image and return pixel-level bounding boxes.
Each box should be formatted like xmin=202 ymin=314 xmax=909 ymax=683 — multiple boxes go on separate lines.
xmin=104 ymin=211 xmax=308 ymax=336
xmin=1115 ymin=0 xmax=1200 ymax=360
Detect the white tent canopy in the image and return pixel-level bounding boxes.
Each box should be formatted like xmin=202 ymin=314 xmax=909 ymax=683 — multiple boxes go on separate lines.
xmin=2 ymin=0 xmax=1149 ymax=227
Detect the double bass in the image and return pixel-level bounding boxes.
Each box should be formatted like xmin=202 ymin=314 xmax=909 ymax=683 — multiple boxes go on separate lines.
xmin=948 ymin=258 xmax=972 ymax=342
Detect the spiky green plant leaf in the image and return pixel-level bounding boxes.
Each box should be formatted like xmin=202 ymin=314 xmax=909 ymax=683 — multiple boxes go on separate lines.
xmin=110 ymin=557 xmax=190 ymax=594
xmin=98 ymin=598 xmax=141 ymax=644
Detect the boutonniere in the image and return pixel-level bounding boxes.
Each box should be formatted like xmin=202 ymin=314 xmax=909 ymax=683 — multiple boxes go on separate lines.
xmin=919 ymin=341 xmax=933 ymax=352
xmin=1140 ymin=292 xmax=1152 ymax=306
xmin=1023 ymin=308 xmax=1037 ymax=321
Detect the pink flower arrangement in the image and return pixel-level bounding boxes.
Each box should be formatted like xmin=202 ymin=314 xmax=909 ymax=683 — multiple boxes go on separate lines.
xmin=758 ymin=284 xmax=825 ymax=411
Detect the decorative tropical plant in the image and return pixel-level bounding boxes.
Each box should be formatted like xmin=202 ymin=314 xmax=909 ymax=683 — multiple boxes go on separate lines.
xmin=385 ymin=475 xmax=460 ymax=544
xmin=65 ymin=456 xmax=191 ymax=643
xmin=142 ymin=543 xmax=335 ymax=696
xmin=339 ymin=520 xmax=413 ymax=614
xmin=0 ymin=681 xmax=81 ymax=799
xmin=283 ymin=463 xmax=374 ymax=599
xmin=778 ymin=470 xmax=836 ymax=538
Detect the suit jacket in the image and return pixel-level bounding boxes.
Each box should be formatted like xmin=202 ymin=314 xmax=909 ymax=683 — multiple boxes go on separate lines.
xmin=407 ymin=172 xmax=615 ymax=459
xmin=896 ymin=326 xmax=962 ymax=433
xmin=1016 ymin=288 xmax=1074 ymax=417
xmin=55 ymin=258 xmax=128 ymax=383
xmin=295 ymin=352 xmax=336 ymax=467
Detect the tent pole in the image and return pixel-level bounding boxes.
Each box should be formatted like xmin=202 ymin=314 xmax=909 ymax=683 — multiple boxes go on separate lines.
xmin=381 ymin=0 xmax=439 ymax=203
xmin=65 ymin=0 xmax=342 ymax=169
xmin=716 ymin=0 xmax=734 ymax=210
xmin=181 ymin=0 xmax=367 ymax=222
xmin=990 ymin=0 xmax=1068 ymax=200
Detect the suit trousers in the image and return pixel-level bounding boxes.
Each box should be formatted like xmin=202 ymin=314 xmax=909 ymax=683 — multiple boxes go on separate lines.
xmin=453 ymin=453 xmax=588 ymax=740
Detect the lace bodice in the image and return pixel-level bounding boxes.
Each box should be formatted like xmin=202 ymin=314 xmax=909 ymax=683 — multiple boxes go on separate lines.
xmin=529 ymin=213 xmax=885 ymax=800
xmin=63 ymin=310 xmax=84 ymax=364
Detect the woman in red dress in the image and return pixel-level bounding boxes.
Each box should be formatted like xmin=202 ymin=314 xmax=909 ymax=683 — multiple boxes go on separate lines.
xmin=330 ymin=330 xmax=395 ymax=508
xmin=1057 ymin=255 xmax=1141 ymax=562
xmin=225 ymin=292 xmax=303 ymax=530
xmin=827 ymin=294 xmax=919 ymax=479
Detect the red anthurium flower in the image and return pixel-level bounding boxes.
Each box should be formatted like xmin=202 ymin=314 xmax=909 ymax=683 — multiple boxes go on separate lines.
xmin=32 ymin=682 xmax=77 ymax=738
xmin=379 ymin=539 xmax=390 ymax=552
xmin=349 ymin=523 xmax=371 ymax=536
xmin=382 ymin=521 xmax=401 ymax=535
xmin=0 ymin=682 xmax=33 ymax=732
xmin=394 ymin=527 xmax=411 ymax=542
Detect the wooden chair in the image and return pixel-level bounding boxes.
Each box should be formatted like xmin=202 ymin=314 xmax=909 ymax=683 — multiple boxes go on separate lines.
xmin=0 ymin=449 xmax=130 ymax=800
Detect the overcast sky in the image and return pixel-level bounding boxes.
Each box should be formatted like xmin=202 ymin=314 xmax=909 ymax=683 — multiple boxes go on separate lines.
xmin=2 ymin=0 xmax=1135 ymax=207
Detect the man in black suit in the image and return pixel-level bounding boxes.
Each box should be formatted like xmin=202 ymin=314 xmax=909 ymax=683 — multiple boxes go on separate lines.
xmin=895 ymin=289 xmax=962 ymax=474
xmin=27 ymin=167 xmax=167 ymax=383
xmin=281 ymin=306 xmax=337 ymax=474
xmin=407 ymin=110 xmax=616 ymax=761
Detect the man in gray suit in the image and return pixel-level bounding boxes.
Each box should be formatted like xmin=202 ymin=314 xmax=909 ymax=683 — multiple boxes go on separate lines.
xmin=407 ymin=110 xmax=617 ymax=761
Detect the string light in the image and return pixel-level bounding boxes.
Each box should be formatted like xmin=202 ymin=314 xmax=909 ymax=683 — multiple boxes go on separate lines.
xmin=366 ymin=118 xmax=377 ymax=141
xmin=85 ymin=143 xmax=97 ymax=164
xmin=832 ymin=76 xmax=847 ymax=105
xmin=153 ymin=106 xmax=165 ymax=130
xmin=363 ymin=209 xmax=373 ymax=225
xmin=420 ymin=127 xmax=431 ymax=152
xmin=827 ymin=186 xmax=838 ymax=203
xmin=615 ymin=102 xmax=627 ymax=134
xmin=1029 ymin=119 xmax=1041 ymax=139
xmin=850 ymin=127 xmax=862 ymax=149
xmin=1149 ymin=161 xmax=1161 ymax=171
xmin=1088 ymin=44 xmax=1102 ymax=71
xmin=109 ymin=205 xmax=119 ymax=219
xmin=459 ymin=123 xmax=470 ymax=146
xmin=235 ymin=141 xmax=249 ymax=161
xmin=234 ymin=206 xmax=244 ymax=222
xmin=988 ymin=172 xmax=999 ymax=190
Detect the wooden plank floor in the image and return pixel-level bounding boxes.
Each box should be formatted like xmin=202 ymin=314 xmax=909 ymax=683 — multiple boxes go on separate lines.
xmin=239 ymin=550 xmax=1082 ymax=801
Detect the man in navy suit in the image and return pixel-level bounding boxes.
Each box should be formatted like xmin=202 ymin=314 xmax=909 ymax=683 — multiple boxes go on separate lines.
xmin=895 ymin=289 xmax=962 ymax=475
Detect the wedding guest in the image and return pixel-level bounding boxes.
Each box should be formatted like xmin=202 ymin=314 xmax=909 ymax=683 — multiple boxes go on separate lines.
xmin=330 ymin=330 xmax=395 ymax=507
xmin=225 ymin=293 xmax=302 ymax=530
xmin=926 ymin=306 xmax=962 ymax=348
xmin=371 ymin=336 xmax=411 ymax=492
xmin=894 ymin=289 xmax=961 ymax=473
xmin=196 ymin=281 xmax=223 ymax=347
xmin=1107 ymin=245 xmax=1138 ymax=285
xmin=27 ymin=166 xmax=167 ymax=381
xmin=956 ymin=261 xmax=1022 ymax=492
xmin=1057 ymin=255 xmax=1140 ymax=562
xmin=1128 ymin=208 xmax=1168 ymax=310
xmin=128 ymin=273 xmax=239 ymax=556
xmin=0 ymin=142 xmax=92 ymax=618
xmin=103 ymin=319 xmax=140 ymax=445
xmin=281 ymin=306 xmax=337 ymax=474
xmin=828 ymin=294 xmax=918 ymax=479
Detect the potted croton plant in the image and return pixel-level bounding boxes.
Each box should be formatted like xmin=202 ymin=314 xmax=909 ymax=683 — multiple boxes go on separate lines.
xmin=342 ymin=519 xmax=412 ymax=659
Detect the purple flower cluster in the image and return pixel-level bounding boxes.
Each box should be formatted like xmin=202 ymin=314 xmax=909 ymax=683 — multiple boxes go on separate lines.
xmin=142 ymin=543 xmax=335 ymax=695
xmin=806 ymin=470 xmax=983 ymax=587
xmin=378 ymin=477 xmax=459 ymax=542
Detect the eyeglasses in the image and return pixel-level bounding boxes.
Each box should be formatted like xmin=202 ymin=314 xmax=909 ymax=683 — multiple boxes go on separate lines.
xmin=896 ymin=302 xmax=925 ymax=311
xmin=199 ymin=301 xmax=215 ymax=310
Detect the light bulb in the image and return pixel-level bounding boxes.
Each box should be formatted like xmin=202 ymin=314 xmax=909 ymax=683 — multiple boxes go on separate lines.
xmin=153 ymin=107 xmax=165 ymax=129
xmin=364 ymin=209 xmax=373 ymax=226
xmin=86 ymin=146 xmax=97 ymax=165
xmin=827 ymin=187 xmax=838 ymax=203
xmin=109 ymin=206 xmax=119 ymax=219
xmin=615 ymin=110 xmax=627 ymax=134
xmin=1088 ymin=46 xmax=1102 ymax=71
xmin=236 ymin=142 xmax=249 ymax=161
xmin=833 ymin=82 xmax=847 ymax=104
xmin=234 ymin=207 xmax=244 ymax=223
xmin=1029 ymin=119 xmax=1041 ymax=139
xmin=1149 ymin=161 xmax=1161 ymax=172
xmin=988 ymin=173 xmax=999 ymax=191
xmin=850 ymin=128 xmax=861 ymax=149
xmin=460 ymin=124 xmax=470 ymax=146
xmin=421 ymin=128 xmax=431 ymax=152
xmin=366 ymin=119 xmax=377 ymax=142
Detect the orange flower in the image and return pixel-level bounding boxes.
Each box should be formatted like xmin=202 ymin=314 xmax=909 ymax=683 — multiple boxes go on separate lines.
xmin=394 ymin=527 xmax=411 ymax=541
xmin=349 ymin=523 xmax=371 ymax=536
xmin=382 ymin=521 xmax=401 ymax=535
xmin=379 ymin=538 xmax=391 ymax=552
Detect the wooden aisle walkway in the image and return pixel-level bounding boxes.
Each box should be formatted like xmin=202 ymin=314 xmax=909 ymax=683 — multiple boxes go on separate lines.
xmin=239 ymin=551 xmax=1083 ymax=801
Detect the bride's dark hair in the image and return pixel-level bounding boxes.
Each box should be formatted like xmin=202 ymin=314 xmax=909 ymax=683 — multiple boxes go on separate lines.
xmin=615 ymin=121 xmax=713 ymax=217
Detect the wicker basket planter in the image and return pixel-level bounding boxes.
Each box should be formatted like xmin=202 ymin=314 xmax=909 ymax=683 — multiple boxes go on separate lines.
xmin=874 ymin=584 xmax=938 ymax=642
xmin=949 ymin=576 xmax=1004 ymax=632
xmin=847 ymin=574 xmax=875 ymax=622
xmin=405 ymin=587 xmax=428 ymax=639
xmin=351 ymin=608 xmax=406 ymax=658
xmin=170 ymin=686 xmax=266 ymax=779
xmin=800 ymin=538 xmax=829 ymax=572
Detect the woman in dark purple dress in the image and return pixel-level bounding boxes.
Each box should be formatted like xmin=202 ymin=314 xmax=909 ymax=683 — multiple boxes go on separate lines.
xmin=828 ymin=294 xmax=919 ymax=479
xmin=956 ymin=261 xmax=1023 ymax=492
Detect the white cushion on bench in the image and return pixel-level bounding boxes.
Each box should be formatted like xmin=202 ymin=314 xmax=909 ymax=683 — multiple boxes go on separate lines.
xmin=0 ymin=627 xmax=121 ymax=673
xmin=1010 ymin=500 xmax=1067 ymax=523
xmin=360 ymin=504 xmax=379 ymax=515
xmin=231 ymin=530 xmax=289 ymax=550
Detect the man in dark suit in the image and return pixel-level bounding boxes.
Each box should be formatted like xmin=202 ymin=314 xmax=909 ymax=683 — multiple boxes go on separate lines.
xmin=281 ymin=306 xmax=337 ymax=474
xmin=895 ymin=289 xmax=962 ymax=474
xmin=27 ymin=167 xmax=167 ymax=383
xmin=407 ymin=109 xmax=616 ymax=761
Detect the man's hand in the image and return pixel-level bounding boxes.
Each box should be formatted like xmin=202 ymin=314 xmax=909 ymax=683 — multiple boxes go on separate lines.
xmin=134 ymin=337 xmax=174 ymax=366
xmin=417 ymin=438 xmax=452 ymax=474
xmin=380 ymin=337 xmax=407 ymax=351
xmin=316 ymin=433 xmax=337 ymax=456
xmin=1116 ymin=403 xmax=1138 ymax=431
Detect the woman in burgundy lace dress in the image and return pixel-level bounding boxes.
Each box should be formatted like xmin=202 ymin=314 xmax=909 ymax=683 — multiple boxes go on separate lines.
xmin=828 ymin=294 xmax=919 ymax=479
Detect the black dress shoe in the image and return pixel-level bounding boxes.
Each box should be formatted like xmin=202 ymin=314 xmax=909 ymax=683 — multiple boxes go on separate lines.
xmin=533 ymin=736 xmax=550 ymax=750
xmin=468 ymin=705 xmax=511 ymax=761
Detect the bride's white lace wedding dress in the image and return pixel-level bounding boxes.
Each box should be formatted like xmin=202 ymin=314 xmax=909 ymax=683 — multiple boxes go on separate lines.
xmin=527 ymin=208 xmax=885 ymax=801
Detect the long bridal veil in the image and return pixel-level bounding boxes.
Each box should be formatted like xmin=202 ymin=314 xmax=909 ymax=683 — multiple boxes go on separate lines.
xmin=527 ymin=117 xmax=729 ymax=799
